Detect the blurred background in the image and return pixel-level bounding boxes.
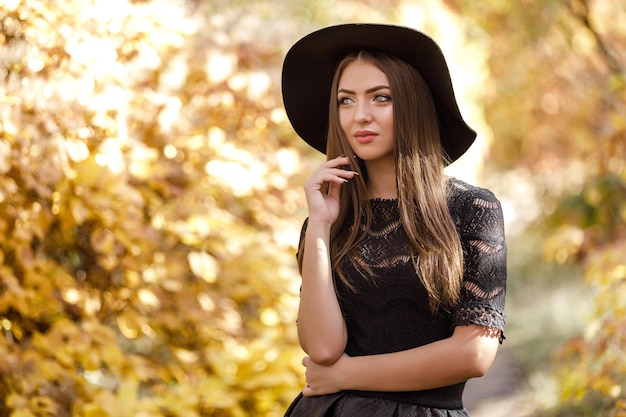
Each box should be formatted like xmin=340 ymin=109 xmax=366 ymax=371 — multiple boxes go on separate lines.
xmin=0 ymin=0 xmax=624 ymax=416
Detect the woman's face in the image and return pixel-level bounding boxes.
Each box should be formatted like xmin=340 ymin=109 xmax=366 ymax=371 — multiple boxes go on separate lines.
xmin=337 ymin=59 xmax=394 ymax=166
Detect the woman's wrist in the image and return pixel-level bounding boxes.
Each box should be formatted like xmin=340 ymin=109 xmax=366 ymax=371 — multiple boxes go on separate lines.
xmin=337 ymin=354 xmax=359 ymax=391
xmin=306 ymin=217 xmax=334 ymax=230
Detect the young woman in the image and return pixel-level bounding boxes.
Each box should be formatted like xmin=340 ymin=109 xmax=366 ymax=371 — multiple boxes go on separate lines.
xmin=281 ymin=23 xmax=507 ymax=416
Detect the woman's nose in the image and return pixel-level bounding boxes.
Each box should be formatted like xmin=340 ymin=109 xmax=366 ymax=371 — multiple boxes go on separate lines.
xmin=355 ymin=102 xmax=372 ymax=123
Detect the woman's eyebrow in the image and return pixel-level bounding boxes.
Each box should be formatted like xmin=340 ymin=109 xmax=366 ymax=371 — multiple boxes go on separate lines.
xmin=337 ymin=85 xmax=391 ymax=95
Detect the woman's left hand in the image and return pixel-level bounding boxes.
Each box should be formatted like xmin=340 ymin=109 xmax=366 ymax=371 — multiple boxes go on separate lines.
xmin=302 ymin=353 xmax=351 ymax=396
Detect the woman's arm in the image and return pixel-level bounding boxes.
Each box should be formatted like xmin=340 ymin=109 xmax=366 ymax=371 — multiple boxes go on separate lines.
xmin=302 ymin=323 xmax=500 ymax=396
xmin=296 ymin=156 xmax=357 ymax=365
xmin=297 ymin=221 xmax=347 ymax=365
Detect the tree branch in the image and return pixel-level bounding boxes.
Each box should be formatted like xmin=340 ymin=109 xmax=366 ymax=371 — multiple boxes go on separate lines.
xmin=567 ymin=0 xmax=624 ymax=76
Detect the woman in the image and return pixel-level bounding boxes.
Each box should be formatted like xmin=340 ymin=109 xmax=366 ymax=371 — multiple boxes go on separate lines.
xmin=281 ymin=23 xmax=507 ymax=416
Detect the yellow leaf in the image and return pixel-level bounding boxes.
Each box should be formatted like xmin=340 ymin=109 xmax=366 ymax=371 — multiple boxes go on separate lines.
xmin=70 ymin=197 xmax=90 ymax=224
xmin=117 ymin=377 xmax=139 ymax=413
xmin=9 ymin=410 xmax=37 ymax=417
xmin=81 ymin=403 xmax=109 ymax=417
xmin=187 ymin=251 xmax=218 ymax=283
xmin=90 ymin=227 xmax=116 ymax=254
xmin=6 ymin=393 xmax=29 ymax=411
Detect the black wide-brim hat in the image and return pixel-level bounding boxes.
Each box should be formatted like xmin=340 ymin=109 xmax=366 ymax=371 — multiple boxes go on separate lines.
xmin=281 ymin=23 xmax=476 ymax=163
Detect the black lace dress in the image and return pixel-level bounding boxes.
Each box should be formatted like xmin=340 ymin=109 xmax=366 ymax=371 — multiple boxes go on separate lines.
xmin=284 ymin=178 xmax=507 ymax=417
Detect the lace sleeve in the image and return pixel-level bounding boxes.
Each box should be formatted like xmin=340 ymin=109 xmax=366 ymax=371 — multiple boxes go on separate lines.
xmin=451 ymin=185 xmax=507 ymax=343
xmin=296 ymin=218 xmax=309 ymax=260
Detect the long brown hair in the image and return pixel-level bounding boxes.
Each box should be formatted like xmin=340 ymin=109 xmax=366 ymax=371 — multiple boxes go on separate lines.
xmin=299 ymin=51 xmax=464 ymax=312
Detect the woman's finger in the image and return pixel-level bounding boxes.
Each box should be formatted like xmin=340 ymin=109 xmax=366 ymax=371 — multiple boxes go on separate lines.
xmin=323 ymin=155 xmax=351 ymax=168
xmin=306 ymin=169 xmax=358 ymax=188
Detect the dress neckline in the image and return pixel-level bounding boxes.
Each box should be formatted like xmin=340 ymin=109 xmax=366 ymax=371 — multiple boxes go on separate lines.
xmin=369 ymin=197 xmax=398 ymax=202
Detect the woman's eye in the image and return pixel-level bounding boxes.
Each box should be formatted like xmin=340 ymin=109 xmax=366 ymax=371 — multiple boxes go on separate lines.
xmin=338 ymin=97 xmax=354 ymax=105
xmin=374 ymin=94 xmax=391 ymax=103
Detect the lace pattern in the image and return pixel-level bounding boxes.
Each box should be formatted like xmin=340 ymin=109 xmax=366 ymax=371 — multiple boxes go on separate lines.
xmin=447 ymin=179 xmax=507 ymax=342
xmin=310 ymin=178 xmax=507 ymax=346
xmin=296 ymin=177 xmax=507 ymax=349
xmin=290 ymin=178 xmax=507 ymax=414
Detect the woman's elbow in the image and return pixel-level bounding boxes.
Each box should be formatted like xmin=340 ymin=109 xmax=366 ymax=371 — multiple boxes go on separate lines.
xmin=467 ymin=353 xmax=495 ymax=378
xmin=298 ymin=327 xmax=347 ymax=365
xmin=466 ymin=341 xmax=499 ymax=378
xmin=454 ymin=325 xmax=500 ymax=378
xmin=302 ymin=345 xmax=344 ymax=365
xmin=310 ymin=351 xmax=343 ymax=366
xmin=300 ymin=335 xmax=346 ymax=365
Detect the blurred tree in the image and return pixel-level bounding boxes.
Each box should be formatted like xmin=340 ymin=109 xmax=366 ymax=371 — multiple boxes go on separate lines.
xmin=449 ymin=0 xmax=626 ymax=415
xmin=0 ymin=0 xmax=310 ymax=415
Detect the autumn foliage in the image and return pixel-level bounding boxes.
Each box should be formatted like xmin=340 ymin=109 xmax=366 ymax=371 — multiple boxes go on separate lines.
xmin=0 ymin=0 xmax=308 ymax=415
xmin=455 ymin=0 xmax=626 ymax=414
xmin=1 ymin=0 xmax=625 ymax=416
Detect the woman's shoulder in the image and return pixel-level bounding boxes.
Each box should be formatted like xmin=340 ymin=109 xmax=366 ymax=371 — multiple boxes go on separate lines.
xmin=446 ymin=177 xmax=504 ymax=229
xmin=447 ymin=177 xmax=500 ymax=206
xmin=447 ymin=177 xmax=506 ymax=243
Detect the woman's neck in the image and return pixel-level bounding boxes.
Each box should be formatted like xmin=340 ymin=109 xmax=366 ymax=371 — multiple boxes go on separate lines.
xmin=365 ymin=160 xmax=397 ymax=199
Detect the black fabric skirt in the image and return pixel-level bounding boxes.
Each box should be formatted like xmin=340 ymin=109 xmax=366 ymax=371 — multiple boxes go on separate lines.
xmin=284 ymin=392 xmax=470 ymax=417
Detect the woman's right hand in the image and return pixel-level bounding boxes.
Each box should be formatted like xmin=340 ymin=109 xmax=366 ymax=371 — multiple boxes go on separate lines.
xmin=303 ymin=156 xmax=358 ymax=225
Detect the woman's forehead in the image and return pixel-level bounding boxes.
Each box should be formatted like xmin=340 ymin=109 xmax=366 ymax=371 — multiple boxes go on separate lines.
xmin=338 ymin=60 xmax=389 ymax=90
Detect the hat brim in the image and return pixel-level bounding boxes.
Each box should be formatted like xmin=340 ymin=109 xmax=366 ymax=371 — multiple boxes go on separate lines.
xmin=281 ymin=23 xmax=476 ymax=163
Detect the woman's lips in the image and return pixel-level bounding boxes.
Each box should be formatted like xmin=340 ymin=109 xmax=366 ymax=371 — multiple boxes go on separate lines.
xmin=354 ymin=130 xmax=378 ymax=144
